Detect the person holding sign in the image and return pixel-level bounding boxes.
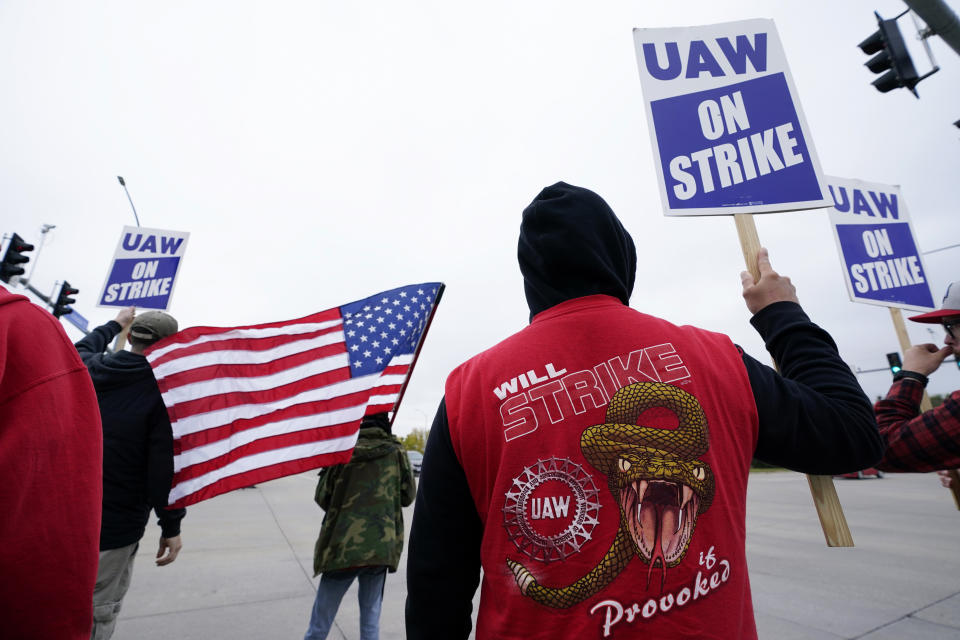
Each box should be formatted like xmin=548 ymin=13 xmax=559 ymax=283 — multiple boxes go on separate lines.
xmin=876 ymin=281 xmax=960 ymax=481
xmin=406 ymin=182 xmax=881 ymax=640
xmin=303 ymin=412 xmax=416 ymax=640
xmin=75 ymin=306 xmax=186 ymax=640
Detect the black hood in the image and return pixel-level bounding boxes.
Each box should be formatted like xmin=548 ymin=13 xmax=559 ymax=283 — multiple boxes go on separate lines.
xmin=360 ymin=412 xmax=392 ymax=433
xmin=518 ymin=182 xmax=637 ymax=320
xmin=84 ymin=350 xmax=156 ymax=391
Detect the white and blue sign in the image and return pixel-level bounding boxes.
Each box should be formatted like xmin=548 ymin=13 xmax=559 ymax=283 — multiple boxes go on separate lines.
xmin=634 ymin=19 xmax=830 ymax=216
xmin=63 ymin=309 xmax=89 ymax=333
xmin=826 ymin=176 xmax=935 ymax=312
xmin=98 ymin=226 xmax=190 ymax=310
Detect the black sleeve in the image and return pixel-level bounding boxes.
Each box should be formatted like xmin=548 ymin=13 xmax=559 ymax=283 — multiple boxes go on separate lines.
xmin=73 ymin=321 xmax=121 ymax=363
xmin=147 ymin=397 xmax=186 ymax=538
xmin=745 ymin=301 xmax=883 ymax=474
xmin=406 ymin=398 xmax=482 ymax=640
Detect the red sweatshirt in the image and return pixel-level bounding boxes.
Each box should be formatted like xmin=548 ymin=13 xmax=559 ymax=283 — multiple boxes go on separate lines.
xmin=0 ymin=287 xmax=103 ymax=639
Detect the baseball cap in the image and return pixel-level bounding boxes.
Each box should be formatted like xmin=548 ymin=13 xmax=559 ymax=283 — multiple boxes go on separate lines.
xmin=129 ymin=311 xmax=179 ymax=341
xmin=908 ymin=281 xmax=960 ymax=323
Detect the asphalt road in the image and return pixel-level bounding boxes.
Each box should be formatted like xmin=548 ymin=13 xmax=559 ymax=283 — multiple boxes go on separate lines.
xmin=115 ymin=471 xmax=960 ymax=639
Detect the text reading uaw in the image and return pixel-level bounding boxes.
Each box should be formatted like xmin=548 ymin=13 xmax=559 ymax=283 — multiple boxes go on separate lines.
xmin=642 ymin=34 xmax=808 ymax=202
xmin=102 ymin=232 xmax=185 ymax=303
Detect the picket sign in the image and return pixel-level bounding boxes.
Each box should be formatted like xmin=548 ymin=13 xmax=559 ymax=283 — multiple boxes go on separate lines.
xmin=825 ymin=180 xmax=956 ymax=510
xmin=888 ymin=307 xmax=960 ymax=510
xmin=634 ymin=18 xmax=851 ymax=547
xmin=633 ymin=20 xmax=830 ymax=216
xmin=98 ymin=226 xmax=190 ymax=311
xmin=736 ymin=214 xmax=854 ymax=546
xmin=113 ymin=325 xmax=130 ymax=353
xmin=825 ymin=176 xmax=935 ymax=312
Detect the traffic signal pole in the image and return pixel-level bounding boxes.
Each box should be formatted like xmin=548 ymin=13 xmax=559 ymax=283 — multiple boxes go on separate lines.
xmin=19 ymin=281 xmax=90 ymax=336
xmin=23 ymin=281 xmax=51 ymax=306
xmin=735 ymin=213 xmax=854 ymax=547
xmin=889 ymin=307 xmax=960 ymax=509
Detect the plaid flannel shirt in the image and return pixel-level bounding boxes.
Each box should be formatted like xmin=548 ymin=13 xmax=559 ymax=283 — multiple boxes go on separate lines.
xmin=875 ymin=380 xmax=960 ymax=472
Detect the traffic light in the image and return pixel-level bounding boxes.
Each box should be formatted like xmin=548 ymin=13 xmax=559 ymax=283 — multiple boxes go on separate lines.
xmin=53 ymin=281 xmax=79 ymax=319
xmin=859 ymin=11 xmax=920 ymax=96
xmin=886 ymin=352 xmax=903 ymax=375
xmin=1 ymin=233 xmax=35 ymax=283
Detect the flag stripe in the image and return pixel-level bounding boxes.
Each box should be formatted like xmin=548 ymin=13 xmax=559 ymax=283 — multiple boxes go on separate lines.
xmin=168 ymin=450 xmax=354 ymax=509
xmin=144 ymin=307 xmax=342 ymax=360
xmin=167 ymin=370 xmax=408 ymax=434
xmin=367 ymin=391 xmax=401 ymax=406
xmin=166 ymin=367 xmax=352 ymax=418
xmin=151 ymin=324 xmax=343 ymax=364
xmin=147 ymin=316 xmax=343 ymax=362
xmin=173 ymin=420 xmax=363 ymax=482
xmin=169 ymin=436 xmax=358 ymax=503
xmin=173 ymin=404 xmax=364 ymax=472
xmin=174 ymin=392 xmax=381 ymax=451
xmin=159 ymin=348 xmax=349 ymax=405
xmin=151 ymin=328 xmax=345 ymax=378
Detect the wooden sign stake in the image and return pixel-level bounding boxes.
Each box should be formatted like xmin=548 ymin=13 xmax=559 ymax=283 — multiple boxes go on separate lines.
xmin=948 ymin=471 xmax=960 ymax=510
xmin=888 ymin=307 xmax=960 ymax=510
xmin=734 ymin=213 xmax=854 ymax=547
xmin=112 ymin=326 xmax=129 ymax=353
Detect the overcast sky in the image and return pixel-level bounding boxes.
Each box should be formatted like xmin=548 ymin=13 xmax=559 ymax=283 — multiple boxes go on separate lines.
xmin=3 ymin=0 xmax=958 ymax=435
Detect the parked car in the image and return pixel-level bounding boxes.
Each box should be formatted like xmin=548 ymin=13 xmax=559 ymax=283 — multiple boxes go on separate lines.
xmin=407 ymin=450 xmax=423 ymax=476
xmin=838 ymin=467 xmax=884 ymax=479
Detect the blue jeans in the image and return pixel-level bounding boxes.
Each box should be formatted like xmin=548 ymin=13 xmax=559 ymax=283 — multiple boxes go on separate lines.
xmin=304 ymin=566 xmax=387 ymax=640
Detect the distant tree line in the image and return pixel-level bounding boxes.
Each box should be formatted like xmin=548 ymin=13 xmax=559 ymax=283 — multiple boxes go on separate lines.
xmin=401 ymin=428 xmax=429 ymax=454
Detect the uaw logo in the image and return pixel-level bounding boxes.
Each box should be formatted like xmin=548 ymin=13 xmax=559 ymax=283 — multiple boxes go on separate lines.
xmin=502 ymin=457 xmax=601 ymax=563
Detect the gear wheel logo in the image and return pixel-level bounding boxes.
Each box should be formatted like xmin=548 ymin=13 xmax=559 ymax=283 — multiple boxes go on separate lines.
xmin=502 ymin=457 xmax=602 ymax=563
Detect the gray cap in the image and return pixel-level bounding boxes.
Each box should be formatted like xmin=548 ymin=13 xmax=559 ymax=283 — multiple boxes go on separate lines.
xmin=908 ymin=281 xmax=960 ymax=323
xmin=129 ymin=311 xmax=179 ymax=341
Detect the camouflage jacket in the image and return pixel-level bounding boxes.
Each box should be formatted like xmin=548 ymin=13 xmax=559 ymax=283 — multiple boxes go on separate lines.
xmin=312 ymin=425 xmax=417 ymax=575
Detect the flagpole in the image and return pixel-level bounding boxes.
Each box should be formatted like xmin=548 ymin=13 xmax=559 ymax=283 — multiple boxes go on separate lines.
xmin=389 ymin=283 xmax=445 ymax=431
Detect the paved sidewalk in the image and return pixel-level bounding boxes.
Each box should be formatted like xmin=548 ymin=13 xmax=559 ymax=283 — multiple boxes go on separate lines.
xmin=115 ymin=471 xmax=960 ymax=639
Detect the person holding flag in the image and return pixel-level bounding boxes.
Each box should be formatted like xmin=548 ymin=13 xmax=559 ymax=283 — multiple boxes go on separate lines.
xmin=303 ymin=411 xmax=416 ymax=640
xmin=75 ymin=307 xmax=186 ymax=640
xmin=875 ymin=280 xmax=960 ymax=480
xmin=73 ymin=283 xmax=440 ymax=637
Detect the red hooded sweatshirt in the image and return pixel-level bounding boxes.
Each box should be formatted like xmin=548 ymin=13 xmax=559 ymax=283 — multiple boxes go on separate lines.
xmin=0 ymin=286 xmax=103 ymax=639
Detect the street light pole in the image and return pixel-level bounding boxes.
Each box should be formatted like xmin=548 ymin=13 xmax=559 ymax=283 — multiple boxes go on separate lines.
xmin=117 ymin=176 xmax=141 ymax=227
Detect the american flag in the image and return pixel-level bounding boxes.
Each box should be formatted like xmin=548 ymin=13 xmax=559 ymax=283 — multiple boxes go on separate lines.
xmin=145 ymin=282 xmax=444 ymax=508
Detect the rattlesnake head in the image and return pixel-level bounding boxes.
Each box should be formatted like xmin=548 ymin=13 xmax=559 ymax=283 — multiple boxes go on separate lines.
xmin=582 ymin=382 xmax=715 ymax=587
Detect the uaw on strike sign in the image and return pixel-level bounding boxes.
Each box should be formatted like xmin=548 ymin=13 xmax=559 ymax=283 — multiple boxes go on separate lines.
xmin=634 ymin=19 xmax=830 ymax=216
xmin=98 ymin=226 xmax=189 ymax=310
xmin=826 ymin=176 xmax=935 ymax=312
